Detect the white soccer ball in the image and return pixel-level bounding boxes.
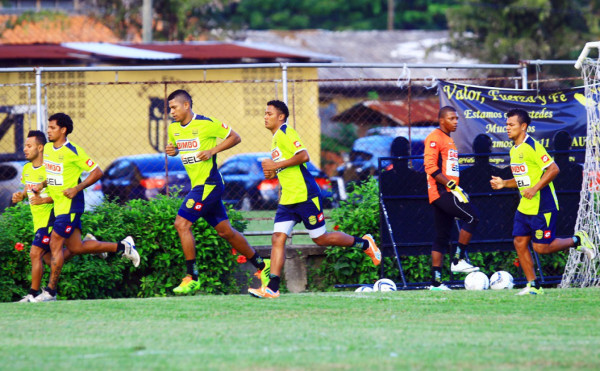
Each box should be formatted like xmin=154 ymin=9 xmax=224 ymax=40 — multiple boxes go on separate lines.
xmin=489 ymin=271 xmax=514 ymax=290
xmin=373 ymin=278 xmax=397 ymax=292
xmin=464 ymin=272 xmax=489 ymax=290
xmin=355 ymin=286 xmax=373 ymax=292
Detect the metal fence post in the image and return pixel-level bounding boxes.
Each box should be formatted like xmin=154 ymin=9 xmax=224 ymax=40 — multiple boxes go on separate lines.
xmin=281 ymin=62 xmax=288 ymax=105
xmin=35 ymin=67 xmax=44 ymax=131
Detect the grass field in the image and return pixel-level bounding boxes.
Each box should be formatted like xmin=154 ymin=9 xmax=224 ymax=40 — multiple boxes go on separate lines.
xmin=2 ymin=288 xmax=600 ymax=370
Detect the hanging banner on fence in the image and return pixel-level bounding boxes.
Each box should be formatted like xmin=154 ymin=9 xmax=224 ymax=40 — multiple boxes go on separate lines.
xmin=437 ymin=81 xmax=587 ymax=164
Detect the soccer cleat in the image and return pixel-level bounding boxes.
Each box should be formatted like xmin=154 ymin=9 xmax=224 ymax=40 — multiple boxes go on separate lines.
xmin=516 ymin=283 xmax=544 ymax=296
xmin=84 ymin=233 xmax=107 ymax=259
xmin=362 ymin=234 xmax=382 ymax=266
xmin=429 ymin=284 xmax=451 ymax=291
xmin=121 ymin=236 xmax=140 ymax=267
xmin=248 ymin=286 xmax=280 ymax=298
xmin=173 ymin=276 xmax=201 ymax=295
xmin=451 ymin=259 xmax=480 ymax=273
xmin=575 ymin=230 xmax=597 ymax=260
xmin=253 ymin=259 xmax=271 ymax=288
xmin=32 ymin=289 xmax=56 ymax=302
xmin=18 ymin=294 xmax=35 ymax=303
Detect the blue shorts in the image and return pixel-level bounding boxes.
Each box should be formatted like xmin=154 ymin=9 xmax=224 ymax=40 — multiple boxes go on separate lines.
xmin=53 ymin=213 xmax=82 ymax=239
xmin=178 ymin=183 xmax=228 ymax=227
xmin=513 ymin=210 xmax=557 ymax=243
xmin=32 ymin=226 xmax=53 ymax=252
xmin=274 ymin=195 xmax=326 ymax=238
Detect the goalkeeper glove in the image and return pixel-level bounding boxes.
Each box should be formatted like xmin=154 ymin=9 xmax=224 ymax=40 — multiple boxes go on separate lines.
xmin=446 ymin=180 xmax=469 ymax=203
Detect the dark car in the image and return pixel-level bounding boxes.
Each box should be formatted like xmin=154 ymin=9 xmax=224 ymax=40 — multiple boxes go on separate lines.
xmin=102 ymin=153 xmax=190 ymax=203
xmin=0 ymin=160 xmax=26 ymax=212
xmin=219 ymin=152 xmax=334 ymax=210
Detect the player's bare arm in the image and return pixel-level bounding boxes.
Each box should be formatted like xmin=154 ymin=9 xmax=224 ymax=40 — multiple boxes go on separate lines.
xmin=63 ymin=167 xmax=103 ymax=199
xmin=166 ymin=142 xmax=179 ymax=156
xmin=11 ymin=190 xmax=26 ymax=204
xmin=196 ymin=130 xmax=242 ymax=162
xmin=29 ymin=194 xmax=53 ymax=206
xmin=522 ymin=162 xmax=560 ymax=200
xmin=262 ymin=150 xmax=309 ymax=173
xmin=490 ymin=176 xmax=517 ymax=189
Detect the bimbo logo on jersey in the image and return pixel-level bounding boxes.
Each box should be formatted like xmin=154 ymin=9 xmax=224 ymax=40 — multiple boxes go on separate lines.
xmin=511 ymin=163 xmax=528 ymax=176
xmin=448 ymin=149 xmax=458 ymax=160
xmin=176 ymin=138 xmax=200 ymax=151
xmin=271 ymin=148 xmax=281 ymax=161
xmin=44 ymin=160 xmax=63 ymax=174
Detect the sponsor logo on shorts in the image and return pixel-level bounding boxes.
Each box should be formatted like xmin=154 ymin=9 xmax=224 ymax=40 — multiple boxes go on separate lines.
xmin=293 ymin=140 xmax=301 ymax=148
xmin=317 ymin=213 xmax=324 ymax=222
xmin=430 ymin=141 xmax=436 ymax=148
xmin=535 ymin=230 xmax=543 ymax=239
xmin=65 ymin=225 xmax=72 ymax=234
xmin=544 ymin=230 xmax=551 ymax=239
xmin=541 ymin=154 xmax=550 ymax=163
xmin=309 ymin=215 xmax=317 ymax=225
xmin=42 ymin=236 xmax=50 ymax=244
xmin=86 ymin=158 xmax=95 ymax=167
xmin=194 ymin=202 xmax=203 ymax=211
xmin=186 ymin=199 xmax=195 ymax=208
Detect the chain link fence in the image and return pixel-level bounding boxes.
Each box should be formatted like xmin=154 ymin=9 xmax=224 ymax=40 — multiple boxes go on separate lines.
xmin=0 ymin=63 xmax=584 ymax=213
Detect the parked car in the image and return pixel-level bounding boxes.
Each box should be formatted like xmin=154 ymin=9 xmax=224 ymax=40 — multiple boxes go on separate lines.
xmin=219 ymin=152 xmax=334 ymax=210
xmin=0 ymin=160 xmax=26 ymax=212
xmin=102 ymin=153 xmax=190 ymax=203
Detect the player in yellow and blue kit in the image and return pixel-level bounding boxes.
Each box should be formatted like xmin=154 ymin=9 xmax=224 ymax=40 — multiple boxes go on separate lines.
xmin=248 ymin=100 xmax=381 ymax=299
xmin=165 ymin=90 xmax=268 ymax=295
xmin=32 ymin=113 xmax=140 ymax=302
xmin=490 ymin=108 xmax=596 ymax=295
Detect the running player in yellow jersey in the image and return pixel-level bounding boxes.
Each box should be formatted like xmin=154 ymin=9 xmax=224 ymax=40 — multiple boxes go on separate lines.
xmin=248 ymin=100 xmax=381 ymax=299
xmin=490 ymin=108 xmax=596 ymax=295
xmin=165 ymin=90 xmax=268 ymax=295
xmin=32 ymin=113 xmax=140 ymax=302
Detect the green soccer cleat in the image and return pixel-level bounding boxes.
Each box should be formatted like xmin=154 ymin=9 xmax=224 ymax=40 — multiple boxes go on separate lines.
xmin=173 ymin=276 xmax=201 ymax=295
xmin=254 ymin=259 xmax=271 ymax=288
xmin=575 ymin=230 xmax=597 ymax=260
xmin=516 ymin=283 xmax=544 ymax=296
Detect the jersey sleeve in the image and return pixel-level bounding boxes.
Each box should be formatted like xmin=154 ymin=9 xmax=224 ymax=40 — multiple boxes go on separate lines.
xmin=534 ymin=142 xmax=554 ymax=170
xmin=208 ymin=116 xmax=232 ymax=140
xmin=424 ymin=134 xmax=441 ymax=177
xmin=74 ymin=145 xmax=98 ymax=172
xmin=282 ymin=126 xmax=307 ymax=155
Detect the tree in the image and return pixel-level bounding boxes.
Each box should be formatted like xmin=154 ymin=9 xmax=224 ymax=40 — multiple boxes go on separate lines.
xmin=446 ymin=0 xmax=594 ymax=64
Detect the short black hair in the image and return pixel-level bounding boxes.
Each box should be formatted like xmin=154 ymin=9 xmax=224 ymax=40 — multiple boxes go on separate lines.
xmin=438 ymin=106 xmax=457 ymax=119
xmin=507 ymin=108 xmax=531 ymax=126
xmin=48 ymin=113 xmax=73 ymax=135
xmin=267 ymin=100 xmax=289 ymax=121
xmin=168 ymin=89 xmax=193 ymax=108
xmin=27 ymin=130 xmax=47 ymax=146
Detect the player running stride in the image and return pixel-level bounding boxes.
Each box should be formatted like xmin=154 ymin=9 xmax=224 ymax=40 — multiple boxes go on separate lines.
xmin=165 ymin=90 xmax=268 ymax=295
xmin=33 ymin=113 xmax=140 ymax=302
xmin=490 ymin=108 xmax=596 ymax=295
xmin=424 ymin=106 xmax=480 ymax=291
xmin=248 ymin=100 xmax=381 ymax=299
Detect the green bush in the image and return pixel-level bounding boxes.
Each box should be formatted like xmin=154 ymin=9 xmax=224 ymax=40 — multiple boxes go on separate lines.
xmin=0 ymin=196 xmax=247 ymax=302
xmin=314 ymin=176 xmax=569 ymax=288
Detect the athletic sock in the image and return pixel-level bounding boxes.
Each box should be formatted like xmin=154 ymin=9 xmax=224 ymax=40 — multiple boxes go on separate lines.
xmin=28 ymin=288 xmax=40 ymax=296
xmin=267 ymin=274 xmax=281 ymax=292
xmin=573 ymin=236 xmax=581 ymax=247
xmin=186 ymin=259 xmax=198 ymax=281
xmin=457 ymin=243 xmax=467 ymax=260
xmin=354 ymin=236 xmax=369 ymax=250
xmin=45 ymin=286 xmax=56 ymax=296
xmin=248 ymin=253 xmax=265 ymax=270
xmin=529 ymin=280 xmax=541 ymax=289
xmin=431 ymin=266 xmax=442 ymax=287
xmin=116 ymin=241 xmax=125 ymax=253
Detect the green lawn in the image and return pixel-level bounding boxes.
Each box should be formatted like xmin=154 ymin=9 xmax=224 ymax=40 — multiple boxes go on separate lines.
xmin=2 ymin=288 xmax=600 ymax=370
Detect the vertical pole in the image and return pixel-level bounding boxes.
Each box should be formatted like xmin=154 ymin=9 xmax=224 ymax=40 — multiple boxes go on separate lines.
xmin=142 ymin=0 xmax=153 ymax=43
xmin=164 ymin=83 xmax=170 ymax=196
xmin=407 ymin=80 xmax=412 ymax=156
xmin=281 ymin=63 xmax=288 ymax=105
xmin=521 ymin=64 xmax=528 ymax=90
xmin=35 ymin=67 xmax=44 ymax=132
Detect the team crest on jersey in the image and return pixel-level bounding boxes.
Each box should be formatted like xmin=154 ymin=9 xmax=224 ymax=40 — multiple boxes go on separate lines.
xmin=541 ymin=154 xmax=550 ymax=163
xmin=58 ymin=155 xmax=64 ymax=161
xmin=186 ymin=199 xmax=195 ymax=208
xmin=86 ymin=159 xmax=94 ymax=167
xmin=176 ymin=138 xmax=200 ymax=151
xmin=535 ymin=230 xmax=543 ymax=239
xmin=543 ymin=230 xmax=551 ymax=239
xmin=519 ymin=153 xmax=524 ymax=160
xmin=293 ymin=141 xmax=301 ymax=148
xmin=192 ymin=129 xmax=199 ymax=136
xmin=194 ymin=202 xmax=203 ymax=211
xmin=430 ymin=141 xmax=436 ymax=148
xmin=309 ymin=215 xmax=317 ymax=225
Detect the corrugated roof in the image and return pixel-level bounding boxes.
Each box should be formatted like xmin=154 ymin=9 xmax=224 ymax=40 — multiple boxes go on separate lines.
xmin=63 ymin=42 xmax=181 ymax=60
xmin=332 ymin=99 xmax=439 ymax=126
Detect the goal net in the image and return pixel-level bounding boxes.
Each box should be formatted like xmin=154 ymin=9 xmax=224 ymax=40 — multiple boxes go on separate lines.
xmin=560 ymin=42 xmax=600 ymax=288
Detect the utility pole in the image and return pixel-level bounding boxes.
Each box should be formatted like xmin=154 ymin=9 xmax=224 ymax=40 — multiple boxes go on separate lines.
xmin=143 ymin=0 xmax=153 ymax=43
xmin=387 ymin=0 xmax=395 ymax=30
